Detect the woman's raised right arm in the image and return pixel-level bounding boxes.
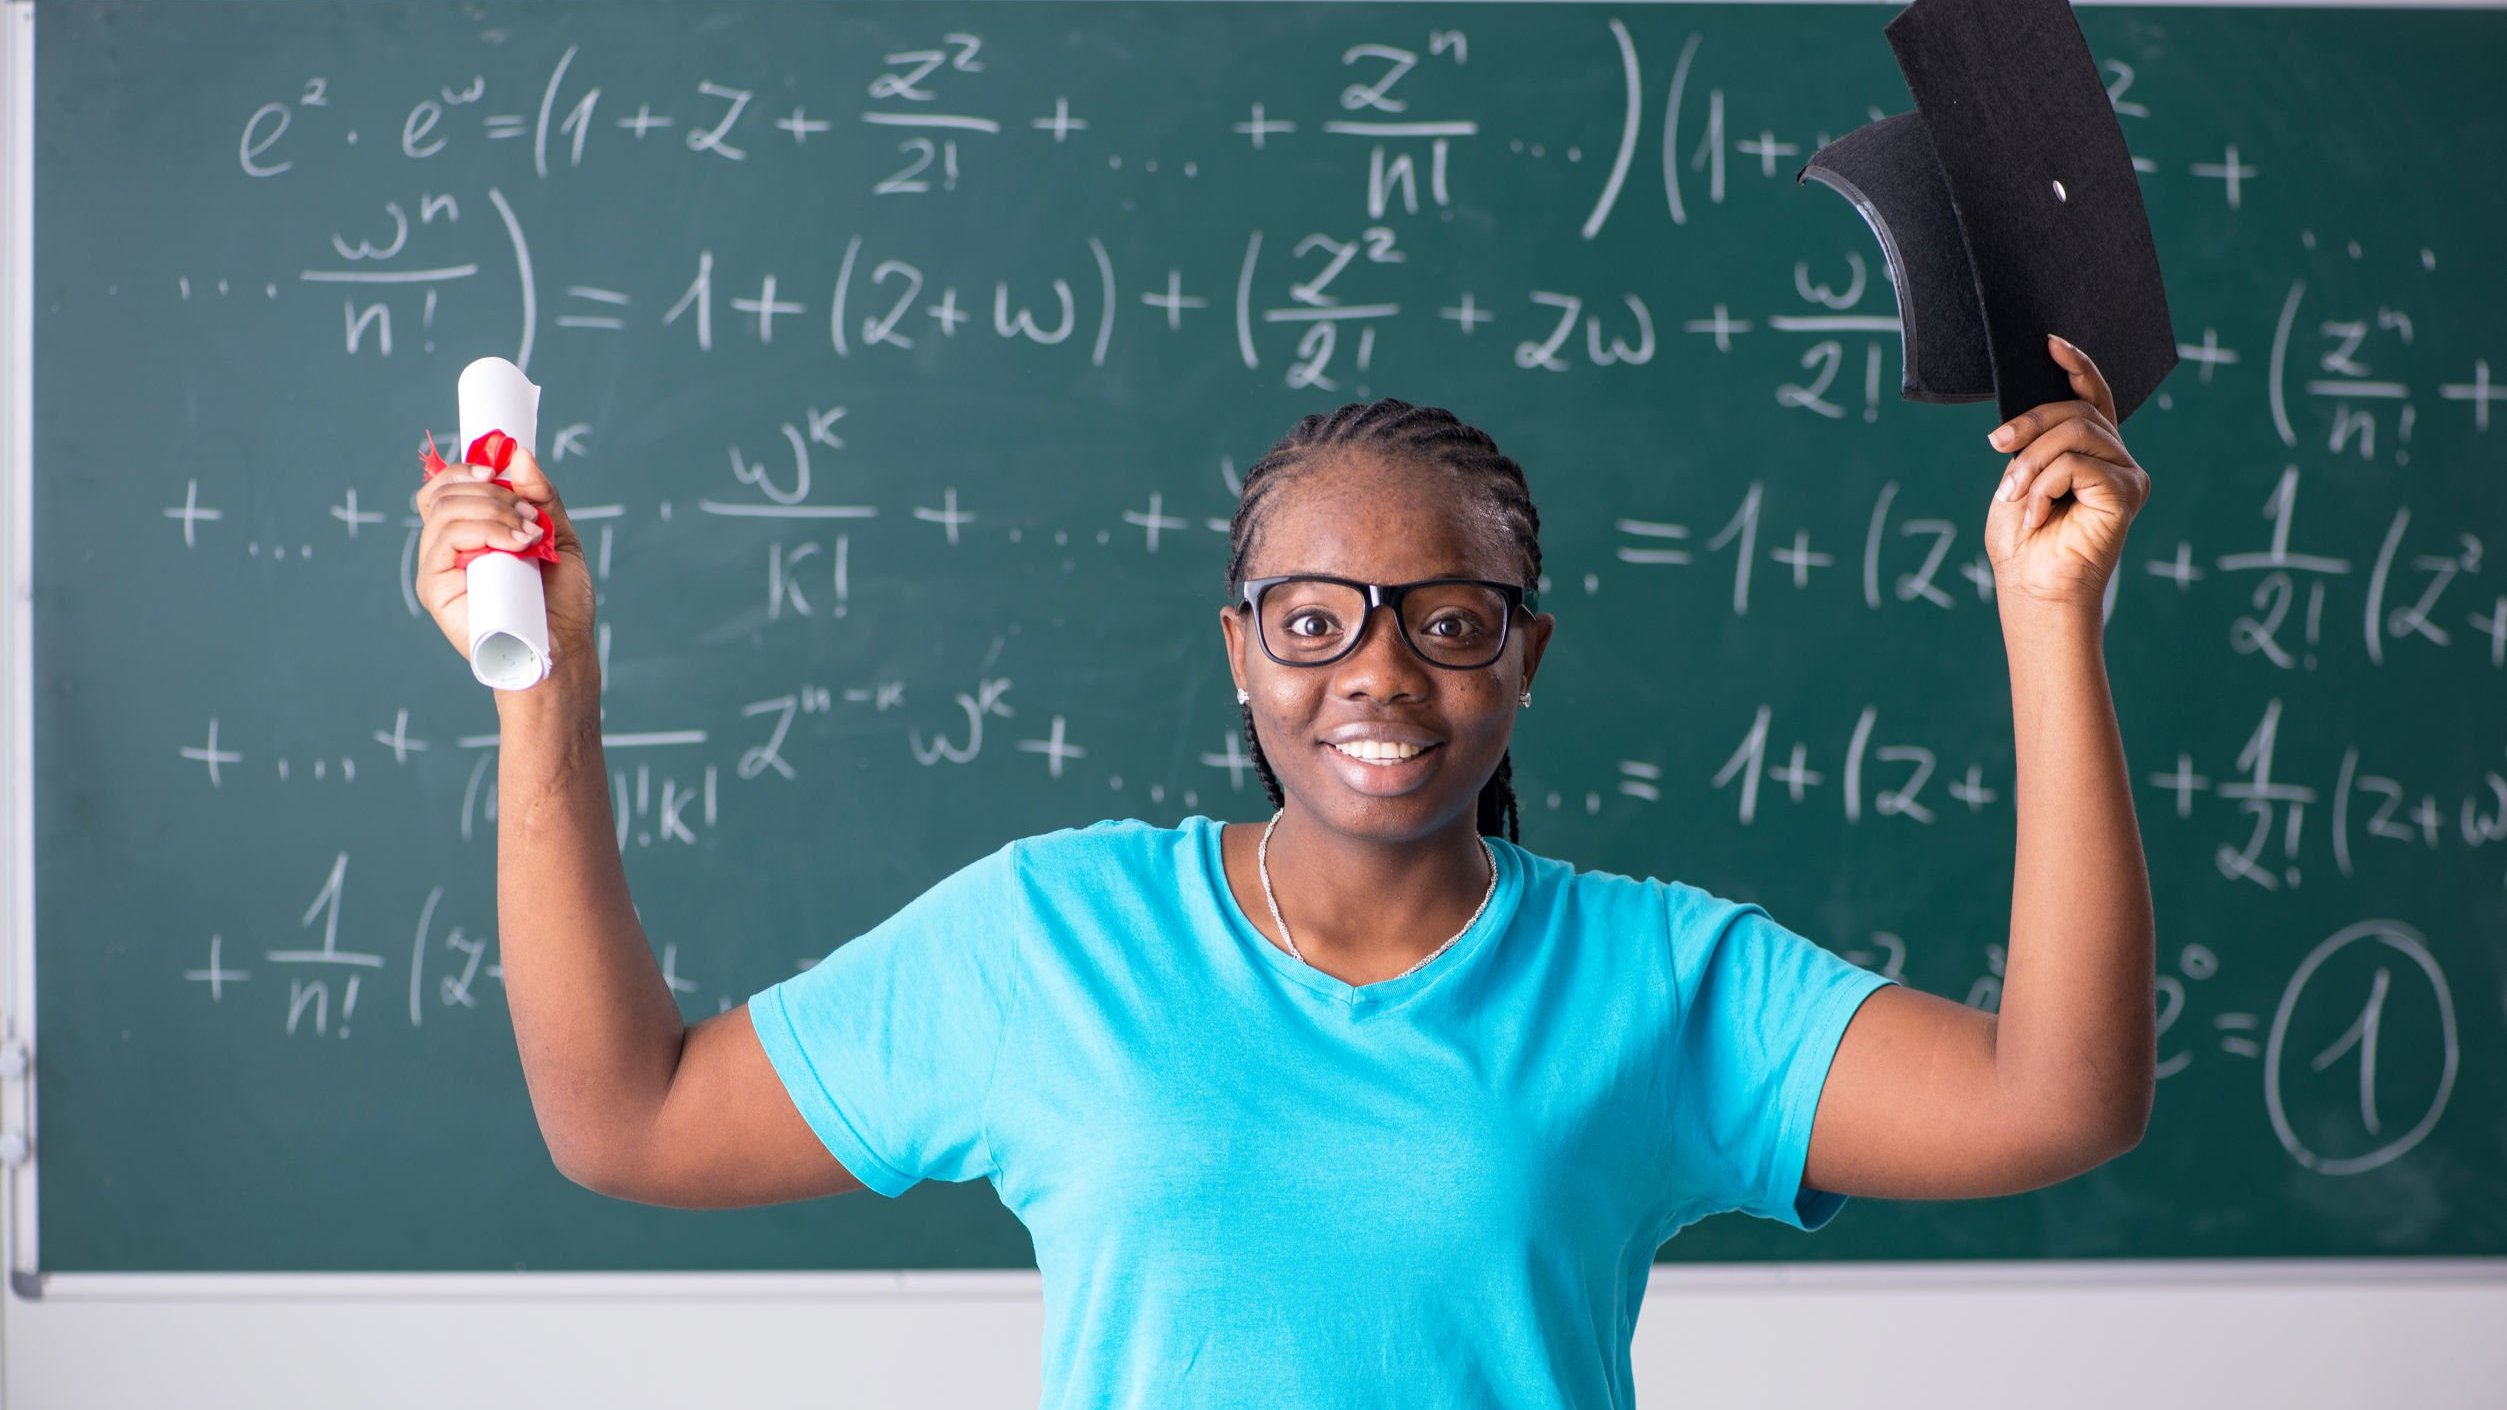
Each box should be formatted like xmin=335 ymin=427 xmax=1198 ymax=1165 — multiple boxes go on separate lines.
xmin=417 ymin=447 xmax=864 ymax=1205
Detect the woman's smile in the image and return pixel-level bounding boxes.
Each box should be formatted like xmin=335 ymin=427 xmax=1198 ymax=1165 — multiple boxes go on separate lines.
xmin=1321 ymin=734 xmax=1445 ymax=794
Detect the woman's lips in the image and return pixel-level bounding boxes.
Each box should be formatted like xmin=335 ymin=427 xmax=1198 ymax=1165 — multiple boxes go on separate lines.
xmin=1318 ymin=739 xmax=1443 ymax=793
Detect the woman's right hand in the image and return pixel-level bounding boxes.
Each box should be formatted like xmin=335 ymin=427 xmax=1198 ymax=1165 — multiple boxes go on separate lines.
xmin=412 ymin=445 xmax=598 ymax=683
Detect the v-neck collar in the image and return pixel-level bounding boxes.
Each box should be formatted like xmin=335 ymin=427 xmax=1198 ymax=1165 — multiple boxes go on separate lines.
xmin=1189 ymin=814 xmax=1522 ymax=1014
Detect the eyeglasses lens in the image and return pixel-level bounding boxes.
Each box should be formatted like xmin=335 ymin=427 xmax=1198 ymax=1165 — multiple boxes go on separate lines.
xmin=1257 ymin=580 xmax=1511 ymax=668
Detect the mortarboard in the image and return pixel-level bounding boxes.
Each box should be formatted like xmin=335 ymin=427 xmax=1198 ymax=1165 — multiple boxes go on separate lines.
xmin=1798 ymin=0 xmax=2178 ymax=423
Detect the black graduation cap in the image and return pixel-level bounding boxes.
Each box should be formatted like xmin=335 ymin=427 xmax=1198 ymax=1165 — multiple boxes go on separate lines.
xmin=1798 ymin=0 xmax=2178 ymax=423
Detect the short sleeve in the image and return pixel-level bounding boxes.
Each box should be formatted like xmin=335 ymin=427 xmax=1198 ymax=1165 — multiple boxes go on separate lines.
xmin=1664 ymin=889 xmax=1896 ymax=1232
xmin=746 ymin=839 xmax=1029 ymax=1198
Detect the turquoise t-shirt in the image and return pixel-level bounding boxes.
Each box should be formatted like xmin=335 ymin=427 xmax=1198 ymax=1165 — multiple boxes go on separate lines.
xmin=749 ymin=816 xmax=1895 ymax=1409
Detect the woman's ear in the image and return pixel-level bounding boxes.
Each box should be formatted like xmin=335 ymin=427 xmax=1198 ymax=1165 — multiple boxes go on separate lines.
xmin=1518 ymin=611 xmax=1556 ymax=695
xmin=1219 ymin=605 xmax=1249 ymax=696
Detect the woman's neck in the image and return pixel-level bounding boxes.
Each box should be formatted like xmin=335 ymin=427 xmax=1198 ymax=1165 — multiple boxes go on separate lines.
xmin=1240 ymin=805 xmax=1493 ymax=978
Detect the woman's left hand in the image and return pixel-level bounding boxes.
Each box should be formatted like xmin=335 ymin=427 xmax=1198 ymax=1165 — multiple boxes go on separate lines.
xmin=1983 ymin=333 xmax=2154 ymax=609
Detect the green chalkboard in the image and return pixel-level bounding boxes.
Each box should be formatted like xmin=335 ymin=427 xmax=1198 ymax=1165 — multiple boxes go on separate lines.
xmin=26 ymin=0 xmax=2507 ymax=1276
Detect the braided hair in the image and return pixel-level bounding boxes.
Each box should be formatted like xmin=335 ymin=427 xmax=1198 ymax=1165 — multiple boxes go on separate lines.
xmin=1223 ymin=398 xmax=1543 ymax=844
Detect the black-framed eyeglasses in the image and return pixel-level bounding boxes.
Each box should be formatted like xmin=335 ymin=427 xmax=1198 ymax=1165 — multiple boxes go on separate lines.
xmin=1234 ymin=574 xmax=1537 ymax=671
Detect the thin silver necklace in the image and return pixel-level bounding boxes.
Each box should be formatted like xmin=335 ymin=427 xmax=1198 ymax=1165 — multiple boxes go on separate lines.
xmin=1256 ymin=808 xmax=1499 ymax=982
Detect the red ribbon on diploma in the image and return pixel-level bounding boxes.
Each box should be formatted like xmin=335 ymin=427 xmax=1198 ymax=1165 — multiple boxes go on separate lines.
xmin=418 ymin=429 xmax=559 ymax=569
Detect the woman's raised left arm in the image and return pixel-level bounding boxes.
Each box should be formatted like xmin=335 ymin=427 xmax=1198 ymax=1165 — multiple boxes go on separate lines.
xmin=1802 ymin=333 xmax=2157 ymax=1201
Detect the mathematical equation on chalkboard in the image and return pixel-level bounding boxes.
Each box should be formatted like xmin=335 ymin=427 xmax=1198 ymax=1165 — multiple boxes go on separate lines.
xmin=124 ymin=12 xmax=2500 ymax=1190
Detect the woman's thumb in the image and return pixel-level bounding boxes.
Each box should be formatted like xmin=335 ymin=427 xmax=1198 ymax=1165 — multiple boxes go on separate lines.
xmin=499 ymin=446 xmax=571 ymax=531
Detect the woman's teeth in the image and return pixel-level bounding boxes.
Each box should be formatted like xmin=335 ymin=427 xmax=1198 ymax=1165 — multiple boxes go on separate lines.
xmin=1331 ymin=740 xmax=1428 ymax=763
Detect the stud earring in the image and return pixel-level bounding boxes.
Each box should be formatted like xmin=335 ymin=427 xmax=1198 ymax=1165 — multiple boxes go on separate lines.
xmin=1236 ymin=688 xmax=1250 ymax=705
xmin=1518 ymin=690 xmax=1532 ymax=708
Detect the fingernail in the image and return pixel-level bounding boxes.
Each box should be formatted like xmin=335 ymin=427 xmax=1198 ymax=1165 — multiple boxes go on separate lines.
xmin=471 ymin=462 xmax=495 ymax=478
xmin=1989 ymin=425 xmax=2014 ymax=449
xmin=1996 ymin=475 xmax=2017 ymax=502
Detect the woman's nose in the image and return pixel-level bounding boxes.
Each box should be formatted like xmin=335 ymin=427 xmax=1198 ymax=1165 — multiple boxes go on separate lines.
xmin=1331 ymin=605 xmax=1433 ymax=699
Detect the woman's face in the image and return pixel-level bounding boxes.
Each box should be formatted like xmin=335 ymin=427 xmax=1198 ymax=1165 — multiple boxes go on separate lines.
xmin=1219 ymin=450 xmax=1554 ymax=844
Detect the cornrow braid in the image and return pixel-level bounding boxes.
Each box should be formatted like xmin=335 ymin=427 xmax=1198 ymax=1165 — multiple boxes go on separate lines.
xmin=1224 ymin=397 xmax=1542 ymax=845
xmin=1241 ymin=700 xmax=1285 ymax=812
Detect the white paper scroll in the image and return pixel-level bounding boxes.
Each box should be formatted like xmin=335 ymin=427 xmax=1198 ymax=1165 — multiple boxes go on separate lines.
xmin=454 ymin=356 xmax=551 ymax=691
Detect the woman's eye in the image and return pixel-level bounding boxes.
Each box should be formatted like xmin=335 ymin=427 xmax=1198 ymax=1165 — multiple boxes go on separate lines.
xmin=1284 ymin=611 xmax=1337 ymax=637
xmin=1425 ymin=614 xmax=1486 ymax=639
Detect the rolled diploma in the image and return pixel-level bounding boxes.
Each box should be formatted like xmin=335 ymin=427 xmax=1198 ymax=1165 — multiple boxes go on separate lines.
xmin=455 ymin=357 xmax=550 ymax=691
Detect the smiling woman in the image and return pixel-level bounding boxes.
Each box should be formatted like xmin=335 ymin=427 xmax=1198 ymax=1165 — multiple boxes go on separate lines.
xmin=1221 ymin=400 xmax=1551 ymax=853
xmin=428 ymin=373 xmax=2155 ymax=1410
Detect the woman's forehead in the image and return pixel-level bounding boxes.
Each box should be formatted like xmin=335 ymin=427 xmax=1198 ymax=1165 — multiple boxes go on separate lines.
xmin=1242 ymin=454 xmax=1520 ymax=581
